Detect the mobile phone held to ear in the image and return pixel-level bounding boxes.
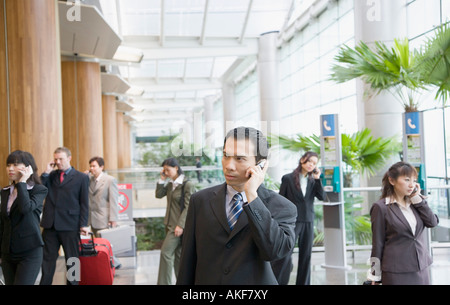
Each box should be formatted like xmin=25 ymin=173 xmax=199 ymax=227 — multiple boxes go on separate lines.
xmin=256 ymin=159 xmax=266 ymax=170
xmin=312 ymin=168 xmax=318 ymax=174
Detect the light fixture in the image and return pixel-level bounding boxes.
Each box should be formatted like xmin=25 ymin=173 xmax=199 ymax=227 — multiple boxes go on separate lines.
xmin=113 ymin=45 xmax=144 ymax=63
xmin=126 ymin=86 xmax=145 ymax=96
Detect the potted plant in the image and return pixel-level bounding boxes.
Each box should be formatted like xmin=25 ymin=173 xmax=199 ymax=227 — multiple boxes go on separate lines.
xmin=330 ymin=38 xmax=426 ymax=112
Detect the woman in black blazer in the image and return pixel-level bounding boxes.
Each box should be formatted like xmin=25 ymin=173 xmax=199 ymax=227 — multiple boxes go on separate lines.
xmin=0 ymin=150 xmax=48 ymax=285
xmin=368 ymin=162 xmax=438 ymax=285
xmin=272 ymin=151 xmax=326 ymax=285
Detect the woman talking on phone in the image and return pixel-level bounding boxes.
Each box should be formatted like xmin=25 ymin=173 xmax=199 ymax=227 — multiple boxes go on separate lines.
xmin=155 ymin=158 xmax=196 ymax=285
xmin=271 ymin=151 xmax=326 ymax=285
xmin=368 ymin=161 xmax=438 ymax=285
xmin=0 ymin=150 xmax=48 ymax=285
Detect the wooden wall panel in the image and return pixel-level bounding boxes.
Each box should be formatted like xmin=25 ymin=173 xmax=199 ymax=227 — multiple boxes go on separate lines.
xmin=102 ymin=95 xmax=118 ymax=170
xmin=122 ymin=120 xmax=131 ymax=168
xmin=61 ymin=61 xmax=103 ymax=171
xmin=0 ymin=0 xmax=61 ymax=187
xmin=116 ymin=111 xmax=125 ymax=169
xmin=0 ymin=1 xmax=9 ymax=188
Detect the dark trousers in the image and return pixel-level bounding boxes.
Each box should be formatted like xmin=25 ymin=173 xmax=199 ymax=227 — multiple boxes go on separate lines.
xmin=1 ymin=247 xmax=43 ymax=285
xmin=295 ymin=222 xmax=314 ymax=285
xmin=271 ymin=222 xmax=314 ymax=285
xmin=40 ymin=228 xmax=80 ymax=285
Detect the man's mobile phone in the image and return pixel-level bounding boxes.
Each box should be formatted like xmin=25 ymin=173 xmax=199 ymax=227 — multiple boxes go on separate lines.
xmin=256 ymin=160 xmax=266 ymax=170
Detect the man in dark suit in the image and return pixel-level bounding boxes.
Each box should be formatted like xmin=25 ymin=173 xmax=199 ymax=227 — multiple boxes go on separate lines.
xmin=176 ymin=127 xmax=297 ymax=285
xmin=39 ymin=147 xmax=89 ymax=285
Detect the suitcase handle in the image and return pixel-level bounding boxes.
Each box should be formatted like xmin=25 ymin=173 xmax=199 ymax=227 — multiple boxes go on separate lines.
xmin=80 ymin=232 xmax=98 ymax=256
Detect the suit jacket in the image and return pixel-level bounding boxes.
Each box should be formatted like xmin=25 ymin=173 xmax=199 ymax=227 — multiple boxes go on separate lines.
xmin=40 ymin=168 xmax=89 ymax=231
xmin=88 ymin=173 xmax=119 ymax=229
xmin=0 ymin=183 xmax=47 ymax=255
xmin=176 ymin=183 xmax=297 ymax=285
xmin=155 ymin=176 xmax=196 ymax=230
xmin=370 ymin=197 xmax=439 ymax=274
xmin=279 ymin=173 xmax=326 ymax=222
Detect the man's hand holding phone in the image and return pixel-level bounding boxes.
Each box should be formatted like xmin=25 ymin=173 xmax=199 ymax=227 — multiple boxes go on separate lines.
xmin=244 ymin=159 xmax=268 ymax=203
xmin=45 ymin=161 xmax=57 ymax=174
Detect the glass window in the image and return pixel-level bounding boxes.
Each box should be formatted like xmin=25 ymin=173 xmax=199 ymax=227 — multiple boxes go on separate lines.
xmin=407 ymin=0 xmax=441 ymax=39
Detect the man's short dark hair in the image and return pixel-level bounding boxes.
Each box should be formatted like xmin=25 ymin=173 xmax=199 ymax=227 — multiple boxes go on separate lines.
xmin=54 ymin=146 xmax=71 ymax=157
xmin=223 ymin=126 xmax=269 ymax=163
xmin=89 ymin=156 xmax=105 ymax=168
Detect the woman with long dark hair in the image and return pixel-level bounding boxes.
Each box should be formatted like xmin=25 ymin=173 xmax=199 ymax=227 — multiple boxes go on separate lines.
xmin=272 ymin=151 xmax=326 ymax=285
xmin=368 ymin=161 xmax=438 ymax=285
xmin=0 ymin=150 xmax=48 ymax=284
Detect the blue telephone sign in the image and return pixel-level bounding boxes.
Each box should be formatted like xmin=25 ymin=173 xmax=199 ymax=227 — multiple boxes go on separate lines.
xmin=405 ymin=112 xmax=420 ymax=135
xmin=321 ymin=114 xmax=336 ymax=137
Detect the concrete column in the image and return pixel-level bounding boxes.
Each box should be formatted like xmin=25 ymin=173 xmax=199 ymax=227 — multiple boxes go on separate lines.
xmin=257 ymin=31 xmax=282 ymax=181
xmin=222 ymin=82 xmax=237 ymax=136
xmin=354 ymin=0 xmax=407 ymax=137
xmin=203 ymin=95 xmax=216 ymax=153
xmin=61 ymin=60 xmax=103 ymax=171
xmin=354 ymin=0 xmax=408 ymax=207
xmin=0 ymin=0 xmax=62 ymax=187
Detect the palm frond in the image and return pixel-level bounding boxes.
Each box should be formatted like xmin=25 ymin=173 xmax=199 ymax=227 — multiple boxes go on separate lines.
xmin=417 ymin=23 xmax=450 ymax=104
xmin=270 ymin=129 xmax=401 ymax=178
xmin=330 ymin=38 xmax=425 ymax=111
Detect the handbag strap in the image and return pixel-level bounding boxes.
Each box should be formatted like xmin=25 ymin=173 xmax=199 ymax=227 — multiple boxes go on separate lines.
xmin=179 ymin=180 xmax=189 ymax=212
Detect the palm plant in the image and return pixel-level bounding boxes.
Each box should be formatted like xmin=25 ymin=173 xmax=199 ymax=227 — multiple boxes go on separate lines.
xmin=269 ymin=128 xmax=401 ymax=183
xmin=330 ymin=38 xmax=426 ymax=112
xmin=270 ymin=129 xmax=401 ymax=246
xmin=417 ymin=23 xmax=450 ymax=105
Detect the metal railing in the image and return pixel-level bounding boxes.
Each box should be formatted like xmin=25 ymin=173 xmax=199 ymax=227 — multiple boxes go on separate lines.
xmin=107 ymin=167 xmax=450 ymax=253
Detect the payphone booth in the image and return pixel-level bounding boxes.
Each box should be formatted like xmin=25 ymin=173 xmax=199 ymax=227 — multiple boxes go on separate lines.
xmin=402 ymin=111 xmax=430 ymax=253
xmin=319 ymin=114 xmax=350 ymax=269
xmin=402 ymin=112 xmax=426 ymax=192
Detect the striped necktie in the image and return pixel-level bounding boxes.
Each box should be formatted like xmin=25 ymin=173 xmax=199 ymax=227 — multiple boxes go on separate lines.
xmin=228 ymin=193 xmax=243 ymax=230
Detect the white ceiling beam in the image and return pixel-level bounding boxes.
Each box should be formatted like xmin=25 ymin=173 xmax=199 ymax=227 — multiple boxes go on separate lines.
xmin=115 ymin=0 xmax=123 ymax=37
xmin=182 ymin=58 xmax=188 ymax=82
xmin=238 ymin=0 xmax=253 ymax=44
xmin=199 ymin=0 xmax=210 ymax=45
xmin=209 ymin=57 xmax=216 ymax=81
xmin=134 ymin=113 xmax=194 ymax=122
xmin=132 ymin=77 xmax=222 ymax=93
xmin=160 ymin=0 xmax=165 ymax=46
xmin=132 ymin=102 xmax=204 ymax=112
xmin=123 ymin=36 xmax=258 ymax=60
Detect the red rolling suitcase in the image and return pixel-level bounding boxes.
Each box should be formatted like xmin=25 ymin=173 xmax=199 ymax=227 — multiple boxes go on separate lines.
xmin=79 ymin=233 xmax=115 ymax=285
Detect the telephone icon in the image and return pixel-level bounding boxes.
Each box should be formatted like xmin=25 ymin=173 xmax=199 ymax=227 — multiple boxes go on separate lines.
xmin=407 ymin=118 xmax=416 ymax=130
xmin=323 ymin=120 xmax=332 ymax=131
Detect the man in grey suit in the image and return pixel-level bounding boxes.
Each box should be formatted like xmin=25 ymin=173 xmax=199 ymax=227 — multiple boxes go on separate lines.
xmin=177 ymin=127 xmax=297 ymax=285
xmin=87 ymin=156 xmax=119 ymax=235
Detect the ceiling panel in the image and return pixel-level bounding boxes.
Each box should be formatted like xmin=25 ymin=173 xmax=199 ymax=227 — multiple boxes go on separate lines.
xmin=97 ymin=0 xmax=295 ymax=136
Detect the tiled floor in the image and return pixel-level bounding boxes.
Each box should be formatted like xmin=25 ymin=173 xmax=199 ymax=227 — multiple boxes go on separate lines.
xmin=49 ymin=247 xmax=450 ymax=285
xmin=2 ymin=247 xmax=449 ymax=285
